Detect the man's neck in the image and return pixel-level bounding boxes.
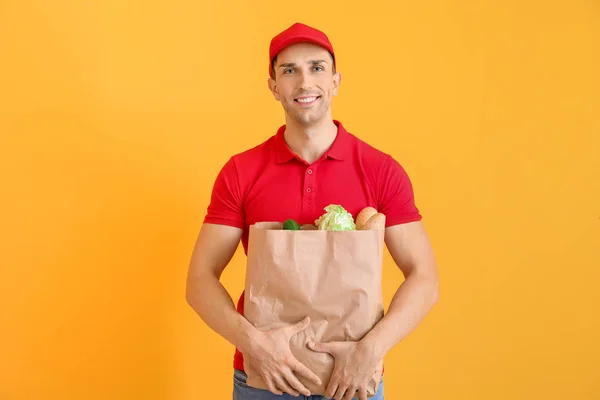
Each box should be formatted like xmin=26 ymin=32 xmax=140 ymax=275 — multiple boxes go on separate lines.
xmin=282 ymin=117 xmax=338 ymax=164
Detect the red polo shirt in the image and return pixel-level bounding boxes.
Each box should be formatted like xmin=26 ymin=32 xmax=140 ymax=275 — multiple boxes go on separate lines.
xmin=203 ymin=120 xmax=422 ymax=372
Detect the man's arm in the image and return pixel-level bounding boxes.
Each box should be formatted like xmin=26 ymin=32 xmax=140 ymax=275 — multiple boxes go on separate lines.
xmin=185 ymin=222 xmax=254 ymax=352
xmin=185 ymin=222 xmax=322 ymax=396
xmin=362 ymin=220 xmax=440 ymax=357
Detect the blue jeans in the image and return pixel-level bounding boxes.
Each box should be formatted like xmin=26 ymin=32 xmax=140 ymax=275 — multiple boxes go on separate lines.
xmin=233 ymin=369 xmax=384 ymax=400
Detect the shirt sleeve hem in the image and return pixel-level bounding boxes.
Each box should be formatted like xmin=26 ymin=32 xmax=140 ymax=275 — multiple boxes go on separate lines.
xmin=385 ymin=214 xmax=423 ymax=227
xmin=203 ymin=217 xmax=245 ymax=230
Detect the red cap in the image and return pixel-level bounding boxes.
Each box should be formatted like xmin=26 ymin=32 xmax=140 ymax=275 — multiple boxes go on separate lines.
xmin=269 ymin=22 xmax=335 ymax=78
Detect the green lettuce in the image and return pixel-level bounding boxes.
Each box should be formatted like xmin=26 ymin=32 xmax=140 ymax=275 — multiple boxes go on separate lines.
xmin=314 ymin=204 xmax=356 ymax=231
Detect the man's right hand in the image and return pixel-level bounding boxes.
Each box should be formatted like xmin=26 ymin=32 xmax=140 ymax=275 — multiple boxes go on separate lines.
xmin=243 ymin=316 xmax=322 ymax=397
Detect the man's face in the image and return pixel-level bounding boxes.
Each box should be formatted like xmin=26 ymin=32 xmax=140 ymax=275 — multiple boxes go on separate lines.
xmin=268 ymin=42 xmax=341 ymax=126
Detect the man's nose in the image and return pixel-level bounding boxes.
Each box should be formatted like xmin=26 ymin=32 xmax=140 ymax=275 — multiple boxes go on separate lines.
xmin=297 ymin=69 xmax=313 ymax=90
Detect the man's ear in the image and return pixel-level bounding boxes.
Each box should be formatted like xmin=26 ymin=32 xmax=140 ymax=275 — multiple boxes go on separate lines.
xmin=332 ymin=72 xmax=342 ymax=96
xmin=268 ymin=77 xmax=281 ymax=101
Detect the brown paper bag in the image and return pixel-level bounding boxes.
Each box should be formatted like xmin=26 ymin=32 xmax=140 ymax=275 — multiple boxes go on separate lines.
xmin=243 ymin=221 xmax=385 ymax=397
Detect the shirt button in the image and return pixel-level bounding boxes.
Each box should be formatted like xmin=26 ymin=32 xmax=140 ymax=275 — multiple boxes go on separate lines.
xmin=307 ymin=169 xmax=313 ymax=174
xmin=306 ymin=188 xmax=312 ymax=193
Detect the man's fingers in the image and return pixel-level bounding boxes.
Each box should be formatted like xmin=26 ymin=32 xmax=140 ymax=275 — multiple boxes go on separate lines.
xmin=289 ymin=316 xmax=310 ymax=335
xmin=342 ymin=386 xmax=357 ymax=400
xmin=265 ymin=377 xmax=283 ymax=396
xmin=358 ymin=389 xmax=368 ymax=400
xmin=325 ymin=382 xmax=339 ymax=399
xmin=283 ymin=370 xmax=312 ymax=397
xmin=273 ymin=375 xmax=299 ymax=397
xmin=291 ymin=360 xmax=322 ymax=386
xmin=307 ymin=340 xmax=327 ymax=352
xmin=333 ymin=385 xmax=348 ymax=400
xmin=308 ymin=340 xmax=341 ymax=356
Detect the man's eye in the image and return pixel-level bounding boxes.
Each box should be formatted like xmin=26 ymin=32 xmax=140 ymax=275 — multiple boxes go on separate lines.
xmin=284 ymin=68 xmax=293 ymax=74
xmin=314 ymin=66 xmax=324 ymax=71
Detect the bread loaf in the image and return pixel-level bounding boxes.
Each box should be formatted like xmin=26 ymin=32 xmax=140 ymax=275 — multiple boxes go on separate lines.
xmin=356 ymin=207 xmax=386 ymax=230
xmin=355 ymin=207 xmax=378 ymax=230
xmin=362 ymin=213 xmax=386 ymax=230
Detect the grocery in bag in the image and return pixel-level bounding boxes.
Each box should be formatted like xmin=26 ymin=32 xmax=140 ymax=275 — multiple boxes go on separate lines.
xmin=243 ymin=205 xmax=386 ymax=397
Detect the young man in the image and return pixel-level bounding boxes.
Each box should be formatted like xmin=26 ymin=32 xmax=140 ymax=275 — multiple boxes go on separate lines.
xmin=185 ymin=22 xmax=440 ymax=400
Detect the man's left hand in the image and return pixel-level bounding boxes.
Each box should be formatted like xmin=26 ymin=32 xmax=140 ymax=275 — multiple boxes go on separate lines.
xmin=308 ymin=339 xmax=382 ymax=400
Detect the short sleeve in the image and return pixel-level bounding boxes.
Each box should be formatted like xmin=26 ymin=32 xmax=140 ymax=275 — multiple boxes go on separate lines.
xmin=377 ymin=155 xmax=422 ymax=227
xmin=203 ymin=157 xmax=245 ymax=229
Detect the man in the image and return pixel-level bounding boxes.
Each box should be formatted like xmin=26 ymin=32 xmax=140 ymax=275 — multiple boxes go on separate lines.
xmin=186 ymin=22 xmax=439 ymax=400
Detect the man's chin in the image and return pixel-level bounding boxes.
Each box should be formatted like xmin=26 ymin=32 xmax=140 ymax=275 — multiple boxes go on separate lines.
xmin=282 ymin=103 xmax=330 ymax=126
xmin=288 ymin=111 xmax=326 ymax=126
xmin=293 ymin=117 xmax=321 ymax=127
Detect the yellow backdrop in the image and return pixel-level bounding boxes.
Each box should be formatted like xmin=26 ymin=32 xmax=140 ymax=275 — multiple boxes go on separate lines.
xmin=1 ymin=1 xmax=599 ymax=399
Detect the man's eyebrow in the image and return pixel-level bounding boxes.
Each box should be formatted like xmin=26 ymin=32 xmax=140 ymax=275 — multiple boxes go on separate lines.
xmin=278 ymin=62 xmax=296 ymax=69
xmin=278 ymin=60 xmax=329 ymax=69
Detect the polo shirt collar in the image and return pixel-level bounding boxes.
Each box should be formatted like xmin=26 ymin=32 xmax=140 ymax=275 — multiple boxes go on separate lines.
xmin=275 ymin=120 xmax=350 ymax=164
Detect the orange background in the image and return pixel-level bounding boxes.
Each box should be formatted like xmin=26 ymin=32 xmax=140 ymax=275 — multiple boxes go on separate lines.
xmin=1 ymin=1 xmax=599 ymax=399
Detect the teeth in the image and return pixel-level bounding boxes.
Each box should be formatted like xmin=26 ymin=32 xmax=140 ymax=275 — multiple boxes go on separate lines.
xmin=297 ymin=97 xmax=317 ymax=103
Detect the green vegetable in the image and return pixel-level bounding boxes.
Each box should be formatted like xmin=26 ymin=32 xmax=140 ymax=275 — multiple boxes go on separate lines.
xmin=314 ymin=204 xmax=356 ymax=231
xmin=283 ymin=219 xmax=301 ymax=230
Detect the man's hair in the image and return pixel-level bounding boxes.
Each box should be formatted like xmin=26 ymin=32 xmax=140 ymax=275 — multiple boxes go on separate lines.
xmin=271 ymin=52 xmax=336 ymax=78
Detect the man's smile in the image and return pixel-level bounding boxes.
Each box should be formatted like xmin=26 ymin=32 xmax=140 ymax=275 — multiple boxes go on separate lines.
xmin=294 ymin=96 xmax=321 ymax=107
